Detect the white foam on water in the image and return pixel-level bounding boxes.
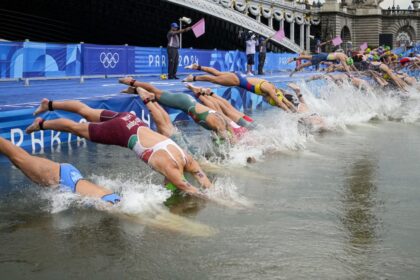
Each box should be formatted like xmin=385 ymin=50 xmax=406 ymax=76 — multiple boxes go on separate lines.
xmin=38 ymin=176 xmax=216 ymax=236
xmin=204 ymin=176 xmax=253 ymax=209
xmin=215 ymin=79 xmax=419 ymax=167
xmin=300 ymin=79 xmax=402 ymax=128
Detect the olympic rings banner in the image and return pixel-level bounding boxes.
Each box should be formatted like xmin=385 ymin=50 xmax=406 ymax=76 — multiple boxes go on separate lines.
xmin=0 ymin=41 xmax=295 ymax=80
xmin=82 ymin=44 xmax=134 ymax=76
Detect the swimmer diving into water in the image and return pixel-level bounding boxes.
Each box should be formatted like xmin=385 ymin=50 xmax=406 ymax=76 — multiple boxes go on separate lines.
xmin=288 ymin=52 xmax=354 ymax=76
xmin=122 ymin=86 xmax=203 ymax=156
xmin=0 ymin=136 xmax=120 ymax=204
xmin=119 ymin=77 xmax=240 ymax=143
xmin=184 ymin=83 xmax=257 ymax=131
xmin=181 ymin=64 xmax=296 ymax=112
xmin=25 ymin=99 xmax=212 ymax=196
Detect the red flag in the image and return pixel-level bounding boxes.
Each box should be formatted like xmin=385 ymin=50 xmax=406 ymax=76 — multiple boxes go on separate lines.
xmin=192 ymin=18 xmax=205 ymax=38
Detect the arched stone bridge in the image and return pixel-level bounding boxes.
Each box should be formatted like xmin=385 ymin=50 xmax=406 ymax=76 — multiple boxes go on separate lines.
xmin=164 ymin=0 xmax=321 ymax=53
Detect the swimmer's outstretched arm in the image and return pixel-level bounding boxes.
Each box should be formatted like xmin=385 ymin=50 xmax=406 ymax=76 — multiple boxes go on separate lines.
xmin=306 ymin=74 xmax=325 ymax=81
xmin=380 ymin=65 xmax=409 ymax=91
xmin=185 ymin=156 xmax=212 ymax=189
xmin=164 ymin=168 xmax=203 ymax=196
xmin=266 ymin=87 xmax=292 ymax=112
xmin=338 ymin=57 xmax=351 ymax=73
xmin=287 ymin=83 xmax=305 ymax=104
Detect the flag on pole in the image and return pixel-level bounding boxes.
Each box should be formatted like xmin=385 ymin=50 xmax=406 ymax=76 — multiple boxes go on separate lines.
xmin=332 ymin=36 xmax=343 ymax=46
xmin=273 ymin=29 xmax=285 ymax=41
xmin=192 ymin=18 xmax=205 ymax=38
xmin=359 ymin=42 xmax=368 ymax=52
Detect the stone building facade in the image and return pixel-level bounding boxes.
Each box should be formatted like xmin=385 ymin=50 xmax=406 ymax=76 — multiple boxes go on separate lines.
xmin=319 ymin=0 xmax=420 ymax=50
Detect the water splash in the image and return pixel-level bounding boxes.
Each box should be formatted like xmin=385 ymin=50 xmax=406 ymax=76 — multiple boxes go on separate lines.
xmin=38 ymin=176 xmax=216 ymax=237
xmin=203 ymin=176 xmax=253 ymax=209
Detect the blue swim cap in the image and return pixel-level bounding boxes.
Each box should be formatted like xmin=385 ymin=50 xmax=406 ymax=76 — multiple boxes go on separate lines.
xmin=171 ymin=22 xmax=179 ymax=29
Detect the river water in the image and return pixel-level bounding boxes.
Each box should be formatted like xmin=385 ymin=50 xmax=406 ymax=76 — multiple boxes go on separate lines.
xmin=1 ymin=80 xmax=420 ymax=279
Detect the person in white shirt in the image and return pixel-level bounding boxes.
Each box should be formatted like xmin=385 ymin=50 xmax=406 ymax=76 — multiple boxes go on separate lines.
xmin=245 ymin=31 xmax=258 ymax=76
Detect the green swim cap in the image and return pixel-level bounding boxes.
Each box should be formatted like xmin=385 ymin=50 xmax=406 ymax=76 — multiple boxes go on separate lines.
xmin=346 ymin=57 xmax=354 ymax=66
xmin=373 ymin=54 xmax=380 ymax=61
xmin=165 ymin=182 xmax=178 ymax=192
xmin=164 ymin=175 xmax=187 ymax=192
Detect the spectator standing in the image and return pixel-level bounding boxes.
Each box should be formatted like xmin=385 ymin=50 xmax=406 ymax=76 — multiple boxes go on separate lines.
xmin=167 ymin=22 xmax=191 ymax=79
xmin=246 ymin=32 xmax=258 ymax=76
xmin=258 ymin=36 xmax=269 ymax=75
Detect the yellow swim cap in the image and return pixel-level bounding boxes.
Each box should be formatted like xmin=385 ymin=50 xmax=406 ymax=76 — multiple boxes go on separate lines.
xmin=160 ymin=74 xmax=168 ymax=80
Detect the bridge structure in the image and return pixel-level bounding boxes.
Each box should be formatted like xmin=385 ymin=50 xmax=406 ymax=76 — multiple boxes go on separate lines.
xmin=0 ymin=0 xmax=419 ymax=54
xmin=165 ymin=0 xmax=321 ymax=53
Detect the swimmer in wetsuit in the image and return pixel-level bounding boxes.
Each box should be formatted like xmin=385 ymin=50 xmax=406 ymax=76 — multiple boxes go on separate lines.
xmin=119 ymin=77 xmax=238 ymax=143
xmin=0 ymin=136 xmax=120 ymax=204
xmin=26 ymin=99 xmax=212 ymax=196
xmin=181 ymin=64 xmax=296 ymax=112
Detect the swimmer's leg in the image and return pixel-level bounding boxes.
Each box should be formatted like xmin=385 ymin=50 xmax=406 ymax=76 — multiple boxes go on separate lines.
xmin=26 ymin=117 xmax=90 ymax=139
xmin=380 ymin=64 xmax=408 ymax=91
xmin=296 ymin=61 xmax=312 ymax=71
xmin=0 ymin=136 xmax=60 ymax=186
xmin=34 ymin=99 xmax=103 ymax=123
xmin=119 ymin=77 xmax=164 ymax=97
xmin=183 ymin=73 xmax=238 ymax=86
xmin=136 ymin=88 xmax=175 ymax=137
xmin=199 ymin=95 xmax=224 ymax=113
xmin=186 ymin=64 xmax=225 ymax=76
xmin=0 ymin=137 xmax=118 ymax=203
xmin=199 ymin=66 xmax=225 ymax=76
xmin=210 ymin=97 xmax=244 ymax=123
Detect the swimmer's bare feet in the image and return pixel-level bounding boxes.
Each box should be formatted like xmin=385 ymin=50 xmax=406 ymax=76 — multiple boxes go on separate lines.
xmin=184 ymin=82 xmax=195 ymax=90
xmin=185 ymin=83 xmax=212 ymax=97
xmin=202 ymin=88 xmax=212 ymax=95
xmin=121 ymin=87 xmax=136 ymax=94
xmin=136 ymin=87 xmax=155 ymax=101
xmin=26 ymin=117 xmax=43 ymax=134
xmin=185 ymin=63 xmax=199 ymax=70
xmin=287 ymin=83 xmax=301 ymax=94
xmin=185 ymin=83 xmax=201 ymax=96
xmin=182 ymin=74 xmax=194 ymax=83
xmin=118 ymin=76 xmax=135 ymax=85
xmin=33 ymin=98 xmax=50 ymax=116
